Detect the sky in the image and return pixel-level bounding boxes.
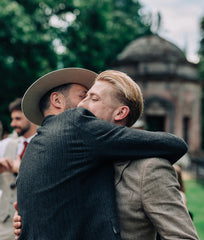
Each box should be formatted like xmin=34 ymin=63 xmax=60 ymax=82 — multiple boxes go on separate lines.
xmin=140 ymin=0 xmax=204 ymax=63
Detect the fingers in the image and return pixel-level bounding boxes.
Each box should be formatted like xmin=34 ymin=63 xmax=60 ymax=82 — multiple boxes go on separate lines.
xmin=13 ymin=212 xmax=21 ymax=225
xmin=0 ymin=165 xmax=7 ymax=173
xmin=0 ymin=159 xmax=10 ymax=169
xmin=14 ymin=202 xmax=18 ymax=211
xmin=0 ymin=158 xmax=13 ymax=172
xmin=13 ymin=202 xmax=21 ymax=239
xmin=13 ymin=214 xmax=21 ymax=239
xmin=13 ymin=215 xmax=21 ymax=223
xmin=6 ymin=159 xmax=13 ymax=169
xmin=13 ymin=208 xmax=21 ymax=230
xmin=14 ymin=221 xmax=22 ymax=229
xmin=15 ymin=235 xmax=19 ymax=240
xmin=11 ymin=156 xmax=21 ymax=173
xmin=16 ymin=155 xmax=22 ymax=161
xmin=14 ymin=228 xmax=21 ymax=240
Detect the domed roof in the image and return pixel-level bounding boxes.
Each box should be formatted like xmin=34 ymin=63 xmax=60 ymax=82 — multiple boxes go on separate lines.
xmin=117 ymin=35 xmax=186 ymax=63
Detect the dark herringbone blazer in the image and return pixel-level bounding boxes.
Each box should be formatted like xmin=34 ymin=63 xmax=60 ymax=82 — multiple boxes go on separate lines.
xmin=17 ymin=107 xmax=187 ymax=240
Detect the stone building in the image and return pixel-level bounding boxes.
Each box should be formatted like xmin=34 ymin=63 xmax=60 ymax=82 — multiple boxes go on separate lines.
xmin=113 ymin=35 xmax=202 ymax=155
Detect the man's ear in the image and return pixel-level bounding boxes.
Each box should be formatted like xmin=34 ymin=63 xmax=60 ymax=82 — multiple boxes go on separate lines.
xmin=114 ymin=106 xmax=130 ymax=121
xmin=50 ymin=92 xmax=65 ymax=109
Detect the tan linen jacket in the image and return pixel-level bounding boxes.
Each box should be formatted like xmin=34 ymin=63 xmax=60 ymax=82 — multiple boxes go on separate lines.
xmin=0 ymin=138 xmax=18 ymax=223
xmin=114 ymin=158 xmax=199 ymax=240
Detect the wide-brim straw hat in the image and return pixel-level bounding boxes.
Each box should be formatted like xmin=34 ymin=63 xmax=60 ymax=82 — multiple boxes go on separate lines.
xmin=22 ymin=68 xmax=98 ymax=126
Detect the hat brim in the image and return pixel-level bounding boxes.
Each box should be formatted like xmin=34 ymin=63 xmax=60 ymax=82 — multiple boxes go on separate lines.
xmin=22 ymin=68 xmax=98 ymax=126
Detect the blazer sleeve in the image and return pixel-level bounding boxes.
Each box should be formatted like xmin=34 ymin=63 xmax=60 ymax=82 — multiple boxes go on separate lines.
xmin=74 ymin=108 xmax=187 ymax=164
xmin=141 ymin=158 xmax=199 ymax=240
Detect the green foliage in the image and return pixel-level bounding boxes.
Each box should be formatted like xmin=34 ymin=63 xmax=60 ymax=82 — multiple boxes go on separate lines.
xmin=0 ymin=0 xmax=151 ymax=132
xmin=185 ymin=179 xmax=204 ymax=240
xmin=0 ymin=0 xmax=57 ymax=130
xmin=58 ymin=0 xmax=151 ymax=71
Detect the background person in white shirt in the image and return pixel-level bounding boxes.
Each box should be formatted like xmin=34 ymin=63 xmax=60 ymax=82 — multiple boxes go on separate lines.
xmin=0 ymin=98 xmax=37 ymax=240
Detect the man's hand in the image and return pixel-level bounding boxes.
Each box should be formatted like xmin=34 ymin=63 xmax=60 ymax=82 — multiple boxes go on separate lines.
xmin=0 ymin=155 xmax=21 ymax=174
xmin=0 ymin=157 xmax=12 ymax=173
xmin=11 ymin=155 xmax=21 ymax=174
xmin=13 ymin=202 xmax=21 ymax=240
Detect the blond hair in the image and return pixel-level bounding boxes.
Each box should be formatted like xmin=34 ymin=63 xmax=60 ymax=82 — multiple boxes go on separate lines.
xmin=96 ymin=70 xmax=143 ymax=127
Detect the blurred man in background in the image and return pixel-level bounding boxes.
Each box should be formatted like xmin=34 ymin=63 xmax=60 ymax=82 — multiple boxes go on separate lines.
xmin=0 ymin=98 xmax=37 ymax=240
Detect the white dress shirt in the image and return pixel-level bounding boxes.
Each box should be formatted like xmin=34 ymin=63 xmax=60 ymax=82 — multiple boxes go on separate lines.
xmin=16 ymin=136 xmax=34 ymax=156
xmin=0 ymin=135 xmax=35 ymax=195
xmin=0 ymin=135 xmax=34 ymax=158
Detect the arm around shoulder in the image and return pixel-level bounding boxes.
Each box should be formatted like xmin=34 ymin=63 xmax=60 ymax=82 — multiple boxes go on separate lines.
xmin=75 ymin=108 xmax=187 ymax=164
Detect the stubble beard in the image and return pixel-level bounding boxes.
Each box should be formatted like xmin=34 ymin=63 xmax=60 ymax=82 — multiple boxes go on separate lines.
xmin=16 ymin=122 xmax=31 ymax=137
xmin=64 ymin=98 xmax=76 ymax=110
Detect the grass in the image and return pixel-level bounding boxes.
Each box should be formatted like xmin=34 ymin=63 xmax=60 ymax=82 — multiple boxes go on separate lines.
xmin=184 ymin=178 xmax=204 ymax=240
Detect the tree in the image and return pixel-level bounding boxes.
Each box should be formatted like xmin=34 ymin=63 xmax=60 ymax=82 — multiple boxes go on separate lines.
xmin=0 ymin=0 xmax=57 ymax=130
xmin=58 ymin=0 xmax=152 ymax=71
xmin=0 ymin=0 xmax=152 ymax=132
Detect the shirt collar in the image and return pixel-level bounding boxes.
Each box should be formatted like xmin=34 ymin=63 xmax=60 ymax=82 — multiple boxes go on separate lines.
xmin=19 ymin=134 xmax=35 ymax=144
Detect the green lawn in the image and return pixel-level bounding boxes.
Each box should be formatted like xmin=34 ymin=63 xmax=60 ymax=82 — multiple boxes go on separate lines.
xmin=184 ymin=178 xmax=204 ymax=240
